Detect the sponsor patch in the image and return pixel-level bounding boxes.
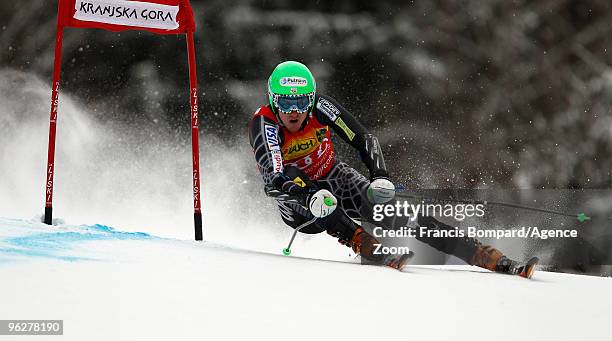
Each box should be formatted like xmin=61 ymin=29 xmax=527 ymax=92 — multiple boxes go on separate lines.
xmin=264 ymin=124 xmax=283 ymax=172
xmin=315 ymin=128 xmax=328 ymax=143
xmin=313 ymin=151 xmax=335 ymax=180
xmin=270 ymin=149 xmax=283 ymax=173
xmin=264 ymin=124 xmax=280 ymax=150
xmin=316 ymin=98 xmax=340 ymax=122
xmin=280 ymin=77 xmax=308 ymax=87
xmin=284 ymin=137 xmax=318 ymax=159
xmin=293 ymin=177 xmax=306 ymax=188
xmin=334 ymin=117 xmax=355 ymax=141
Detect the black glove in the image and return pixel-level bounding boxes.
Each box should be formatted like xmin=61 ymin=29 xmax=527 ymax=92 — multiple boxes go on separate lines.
xmin=265 ymin=172 xmax=313 ymax=205
xmin=271 ymin=173 xmax=306 ymax=196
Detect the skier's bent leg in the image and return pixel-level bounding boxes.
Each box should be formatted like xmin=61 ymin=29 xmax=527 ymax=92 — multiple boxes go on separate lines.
xmin=318 ymin=208 xmax=379 ymax=261
xmin=276 ymin=198 xmax=378 ymax=256
xmin=416 ymin=215 xmax=534 ymax=275
xmin=277 ymin=192 xmax=411 ymax=270
xmin=321 ymin=209 xmax=412 ymax=270
xmin=415 ymin=215 xmax=482 ymax=264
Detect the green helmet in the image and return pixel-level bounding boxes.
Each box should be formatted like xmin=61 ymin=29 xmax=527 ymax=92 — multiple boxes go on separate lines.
xmin=268 ymin=61 xmax=316 ymax=114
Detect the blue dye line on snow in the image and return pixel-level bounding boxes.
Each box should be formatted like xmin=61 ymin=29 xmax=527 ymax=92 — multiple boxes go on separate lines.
xmin=0 ymin=223 xmax=155 ymax=262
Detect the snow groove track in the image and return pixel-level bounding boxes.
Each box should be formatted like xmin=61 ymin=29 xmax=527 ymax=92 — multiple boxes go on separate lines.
xmin=1 ymin=217 xmax=611 ymax=341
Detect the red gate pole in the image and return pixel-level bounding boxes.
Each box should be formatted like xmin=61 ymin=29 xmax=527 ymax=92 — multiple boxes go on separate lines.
xmin=186 ymin=31 xmax=203 ymax=241
xmin=44 ymin=24 xmax=65 ymax=225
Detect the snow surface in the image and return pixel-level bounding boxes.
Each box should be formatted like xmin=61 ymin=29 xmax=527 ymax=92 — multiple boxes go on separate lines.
xmin=1 ymin=217 xmax=611 ymax=341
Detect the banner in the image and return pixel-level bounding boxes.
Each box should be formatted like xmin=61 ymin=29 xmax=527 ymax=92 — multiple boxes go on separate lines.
xmin=58 ymin=0 xmax=195 ymax=34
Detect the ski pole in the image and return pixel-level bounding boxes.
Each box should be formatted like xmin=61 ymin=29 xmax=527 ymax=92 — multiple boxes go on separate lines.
xmin=395 ymin=193 xmax=591 ymax=222
xmin=282 ymin=215 xmax=318 ymax=256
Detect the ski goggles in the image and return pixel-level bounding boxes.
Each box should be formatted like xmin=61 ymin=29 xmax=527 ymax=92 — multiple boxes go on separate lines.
xmin=273 ymin=94 xmax=314 ymax=114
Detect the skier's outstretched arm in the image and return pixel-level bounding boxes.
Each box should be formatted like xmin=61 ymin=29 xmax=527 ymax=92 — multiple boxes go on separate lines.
xmin=314 ymin=94 xmax=389 ymax=179
xmin=314 ymin=95 xmax=395 ymax=203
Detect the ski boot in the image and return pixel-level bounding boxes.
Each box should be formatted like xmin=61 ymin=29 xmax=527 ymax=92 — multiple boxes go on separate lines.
xmin=470 ymin=245 xmax=539 ymax=279
xmin=496 ymin=256 xmax=539 ymax=279
xmin=333 ymin=227 xmax=413 ymax=271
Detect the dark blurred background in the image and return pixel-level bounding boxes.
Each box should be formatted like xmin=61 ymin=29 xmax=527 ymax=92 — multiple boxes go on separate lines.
xmin=1 ymin=0 xmax=611 ymax=189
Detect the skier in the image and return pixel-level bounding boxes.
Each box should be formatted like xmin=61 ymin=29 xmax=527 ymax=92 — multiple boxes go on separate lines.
xmin=248 ymin=61 xmax=538 ymax=278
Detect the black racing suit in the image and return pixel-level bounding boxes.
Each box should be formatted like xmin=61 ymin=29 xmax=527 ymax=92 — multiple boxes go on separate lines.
xmin=248 ymin=94 xmax=482 ymax=263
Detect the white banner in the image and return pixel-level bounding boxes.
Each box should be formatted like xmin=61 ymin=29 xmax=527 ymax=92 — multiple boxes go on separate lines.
xmin=74 ymin=0 xmax=179 ymax=30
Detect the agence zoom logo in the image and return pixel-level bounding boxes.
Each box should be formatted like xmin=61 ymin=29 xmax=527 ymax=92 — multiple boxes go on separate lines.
xmin=264 ymin=124 xmax=279 ymax=148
